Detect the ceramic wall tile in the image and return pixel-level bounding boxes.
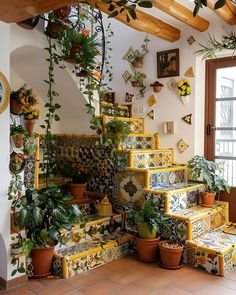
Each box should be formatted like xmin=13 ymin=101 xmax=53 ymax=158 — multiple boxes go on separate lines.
xmin=192 ymin=216 xmax=210 ymax=239
xmin=24 ymin=154 xmax=36 ymax=189
xmin=132 ymin=150 xmax=173 ymax=169
xmin=168 ymin=191 xmax=187 ymax=213
xmin=121 ymin=135 xmax=155 ymax=150
xmin=101 ymin=103 xmax=130 ymax=117
xmin=149 ymin=169 xmax=185 ymax=189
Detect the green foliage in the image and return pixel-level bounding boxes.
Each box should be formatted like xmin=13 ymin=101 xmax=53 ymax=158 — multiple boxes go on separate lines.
xmin=8 ymin=174 xmax=23 ymax=212
xmin=129 ymin=71 xmax=146 ymax=84
xmin=16 ymin=184 xmax=83 ymax=247
xmin=128 ymin=199 xmax=167 ymax=235
xmin=196 ymin=32 xmax=236 ymax=59
xmin=105 ymin=119 xmax=131 ymax=147
xmin=193 ymin=0 xmax=228 ymax=16
xmin=187 ymin=155 xmax=230 ymax=193
xmin=10 ymin=125 xmax=26 ymax=136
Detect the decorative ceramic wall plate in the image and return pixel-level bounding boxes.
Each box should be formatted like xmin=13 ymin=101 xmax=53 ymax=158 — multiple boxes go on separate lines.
xmin=9 ymin=151 xmax=26 ymax=174
xmin=182 ymin=114 xmax=192 ymax=125
xmin=167 ymin=78 xmax=177 ymax=90
xmin=177 ymin=139 xmax=189 ymax=153
xmin=147 ymin=110 xmax=155 ymax=120
xmin=148 ymin=95 xmax=157 ymax=107
xmin=184 ymin=67 xmax=194 ymax=77
xmin=125 ymin=92 xmax=134 ymax=103
xmin=122 ymin=71 xmax=131 ymax=83
xmin=0 ymin=72 xmax=10 ymax=114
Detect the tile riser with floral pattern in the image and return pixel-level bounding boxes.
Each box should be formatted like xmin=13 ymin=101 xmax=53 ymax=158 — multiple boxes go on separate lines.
xmin=149 ymin=169 xmax=186 ymax=189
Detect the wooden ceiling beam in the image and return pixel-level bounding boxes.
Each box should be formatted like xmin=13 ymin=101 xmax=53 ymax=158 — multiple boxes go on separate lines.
xmin=87 ymin=0 xmax=181 ymax=42
xmin=207 ymin=0 xmax=236 ymax=25
xmin=153 ymin=0 xmax=209 ymax=32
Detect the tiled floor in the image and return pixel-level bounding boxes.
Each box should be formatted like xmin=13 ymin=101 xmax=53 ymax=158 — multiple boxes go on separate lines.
xmin=1 ymin=255 xmax=236 ymax=295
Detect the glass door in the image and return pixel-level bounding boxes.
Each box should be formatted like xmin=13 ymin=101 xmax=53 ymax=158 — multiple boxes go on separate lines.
xmin=205 ymin=56 xmax=236 ymax=221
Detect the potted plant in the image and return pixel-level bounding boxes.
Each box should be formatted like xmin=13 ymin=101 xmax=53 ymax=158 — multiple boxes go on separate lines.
xmin=23 ymin=106 xmax=40 ymax=135
xmin=128 ymin=50 xmax=145 ymax=68
xmin=9 ymin=152 xmax=26 ymax=174
xmin=128 ymin=199 xmax=167 ymax=262
xmin=46 ymin=10 xmax=72 ymax=39
xmin=129 ymin=71 xmax=146 ymax=87
xmin=10 ymin=125 xmax=26 ymax=148
xmin=177 ymin=79 xmax=191 ymax=105
xmin=159 ymin=240 xmax=183 ymax=269
xmin=105 ymin=119 xmax=131 ymax=148
xmin=187 ymin=155 xmax=230 ymax=206
xmin=11 ymin=234 xmax=33 ymax=256
xmin=16 ymin=184 xmax=83 ymax=277
xmin=150 ymin=81 xmax=164 ymax=93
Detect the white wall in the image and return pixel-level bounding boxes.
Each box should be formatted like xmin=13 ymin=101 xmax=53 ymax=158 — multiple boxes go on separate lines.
xmin=0 ymin=21 xmax=11 ymax=281
xmin=104 ymin=11 xmax=236 ymax=162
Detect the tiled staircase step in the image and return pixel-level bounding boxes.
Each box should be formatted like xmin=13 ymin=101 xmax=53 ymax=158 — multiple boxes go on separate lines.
xmin=186 ymin=224 xmax=236 ymax=276
xmin=145 ymin=182 xmax=205 ymax=213
xmin=119 ymin=133 xmax=159 ymax=150
xmin=100 ymin=101 xmax=131 ymax=118
xmin=102 ymin=115 xmax=144 ymax=134
xmin=146 ymin=164 xmax=187 ymax=189
xmin=129 ymin=148 xmax=174 ymax=169
xmin=53 ymin=232 xmax=134 ymax=278
xmin=57 ymin=214 xmax=123 ymax=251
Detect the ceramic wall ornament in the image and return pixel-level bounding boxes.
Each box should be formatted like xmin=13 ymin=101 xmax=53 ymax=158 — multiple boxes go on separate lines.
xmin=180 ymin=96 xmax=190 ymax=105
xmin=184 ymin=67 xmax=195 ymax=77
xmin=167 ymin=78 xmax=177 ymax=90
xmin=9 ymin=151 xmax=26 ymax=174
xmin=122 ymin=71 xmax=132 ymax=83
xmin=187 ymin=35 xmax=196 ymax=46
xmin=122 ymin=47 xmax=134 ymax=61
xmin=0 ymin=72 xmax=10 ymax=114
xmin=125 ymin=92 xmax=134 ymax=103
xmin=182 ymin=114 xmax=192 ymax=125
xmin=147 ymin=95 xmax=157 ymax=107
xmin=177 ymin=138 xmax=189 ymax=153
xmin=147 ymin=110 xmax=155 ymax=120
xmin=163 ymin=121 xmax=177 ymax=134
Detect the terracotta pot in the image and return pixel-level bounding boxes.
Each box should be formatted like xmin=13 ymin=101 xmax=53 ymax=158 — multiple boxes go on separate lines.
xmin=131 ymin=59 xmax=143 ymax=68
xmin=12 ymin=134 xmax=24 ymax=148
xmin=53 ymin=6 xmax=71 ymax=19
xmin=68 ymin=183 xmax=86 ymax=201
xmin=200 ymin=191 xmax=216 ymax=206
xmin=46 ymin=21 xmax=64 ymax=38
xmin=30 ymin=245 xmax=55 ymax=277
xmin=131 ymin=81 xmax=142 ymax=87
xmin=67 ymin=43 xmax=81 ymax=63
xmin=152 ymin=85 xmax=162 ymax=93
xmin=76 ymin=70 xmax=87 ymax=77
xmin=24 ymin=119 xmax=36 ymax=135
xmin=10 ymin=96 xmax=23 ymax=115
xmin=159 ymin=240 xmax=183 ymax=268
xmin=136 ymin=236 xmax=160 ymax=262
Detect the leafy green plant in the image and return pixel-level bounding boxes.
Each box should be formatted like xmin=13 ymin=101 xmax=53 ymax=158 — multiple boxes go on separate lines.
xmin=129 ymin=71 xmax=146 ymax=85
xmin=17 ymin=184 xmax=83 ymax=247
xmin=192 ymin=0 xmax=231 ymax=16
xmin=10 ymin=125 xmax=26 ymax=136
xmin=196 ymin=32 xmax=236 ymax=59
xmin=105 ymin=119 xmax=131 ymax=147
xmin=187 ymin=155 xmax=230 ymax=193
xmin=128 ymin=199 xmax=167 ymax=236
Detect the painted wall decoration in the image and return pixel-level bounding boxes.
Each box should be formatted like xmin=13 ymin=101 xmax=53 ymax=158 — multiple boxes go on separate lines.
xmin=0 ymin=72 xmax=10 ymax=114
xmin=163 ymin=121 xmax=176 ymax=134
xmin=122 ymin=47 xmax=134 ymax=60
xmin=125 ymin=92 xmax=134 ymax=103
xmin=167 ymin=78 xmax=177 ymax=90
xmin=147 ymin=110 xmax=155 ymax=120
xmin=157 ymin=48 xmax=179 ymax=78
xmin=122 ymin=70 xmax=131 ymax=83
xmin=182 ymin=114 xmax=192 ymax=125
xmin=177 ymin=138 xmax=189 ymax=153
xmin=184 ymin=67 xmax=195 ymax=77
xmin=187 ymin=35 xmax=196 ymax=46
xmin=147 ymin=95 xmax=157 ymax=107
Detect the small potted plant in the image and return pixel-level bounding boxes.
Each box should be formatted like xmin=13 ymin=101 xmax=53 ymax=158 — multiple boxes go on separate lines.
xmin=105 ymin=119 xmax=131 ymax=148
xmin=23 ymin=106 xmax=40 ymax=135
xmin=16 ymin=184 xmax=83 ymax=277
xmin=150 ymin=81 xmax=164 ymax=93
xmin=128 ymin=50 xmax=145 ymax=68
xmin=187 ymin=155 xmax=230 ymax=206
xmin=129 ymin=71 xmax=146 ymax=87
xmin=159 ymin=240 xmax=183 ymax=269
xmin=177 ymin=79 xmax=191 ymax=104
xmin=10 ymin=125 xmax=26 ymax=148
xmin=128 ymin=199 xmax=167 ymax=262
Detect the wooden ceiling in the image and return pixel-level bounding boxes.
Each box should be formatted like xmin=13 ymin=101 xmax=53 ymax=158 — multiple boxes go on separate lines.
xmin=0 ymin=0 xmax=235 ymax=42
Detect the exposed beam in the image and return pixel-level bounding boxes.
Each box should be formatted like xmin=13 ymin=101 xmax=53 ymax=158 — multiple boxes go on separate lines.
xmin=226 ymin=0 xmax=236 ymax=15
xmin=207 ymin=0 xmax=236 ymax=25
xmin=153 ymin=0 xmax=209 ymax=32
xmin=87 ymin=0 xmax=181 ymax=42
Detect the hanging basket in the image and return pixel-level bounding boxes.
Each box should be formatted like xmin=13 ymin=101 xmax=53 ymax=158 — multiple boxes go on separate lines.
xmin=131 ymin=81 xmax=142 ymax=87
xmin=131 ymin=58 xmax=143 ymax=68
xmin=66 ymin=43 xmax=81 ymax=63
xmin=11 ymin=134 xmax=24 ymax=148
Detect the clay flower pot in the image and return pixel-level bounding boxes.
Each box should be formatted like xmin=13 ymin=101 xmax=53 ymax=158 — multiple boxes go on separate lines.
xmin=10 ymin=96 xmax=23 ymax=115
xmin=131 ymin=58 xmax=143 ymax=68
xmin=12 ymin=134 xmax=24 ymax=148
xmin=200 ymin=191 xmax=216 ymax=206
xmin=68 ymin=183 xmax=87 ymax=201
xmin=30 ymin=245 xmax=56 ymax=277
xmin=131 ymin=81 xmax=142 ymax=87
xmin=159 ymin=240 xmax=183 ymax=269
xmin=136 ymin=236 xmax=160 ymax=262
xmin=24 ymin=119 xmax=36 ymax=135
xmin=53 ymin=6 xmax=71 ymax=19
xmin=150 ymin=82 xmax=163 ymax=93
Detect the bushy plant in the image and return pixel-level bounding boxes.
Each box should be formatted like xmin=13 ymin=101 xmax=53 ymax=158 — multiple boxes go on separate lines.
xmin=105 ymin=119 xmax=131 ymax=147
xmin=177 ymin=79 xmax=191 ymax=96
xmin=187 ymin=155 xmax=230 ymax=193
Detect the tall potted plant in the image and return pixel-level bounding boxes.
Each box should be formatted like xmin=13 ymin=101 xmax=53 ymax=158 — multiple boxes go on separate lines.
xmin=128 ymin=199 xmax=167 ymax=262
xmin=17 ymin=184 xmax=83 ymax=277
xmin=187 ymin=155 xmax=230 ymax=206
xmin=105 ymin=119 xmax=131 ymax=148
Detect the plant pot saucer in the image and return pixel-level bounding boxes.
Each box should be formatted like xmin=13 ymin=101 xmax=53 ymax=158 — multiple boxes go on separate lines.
xmin=32 ymin=271 xmax=51 ymax=278
xmin=200 ymin=203 xmax=215 ymax=208
xmin=159 ymin=262 xmax=183 ymax=270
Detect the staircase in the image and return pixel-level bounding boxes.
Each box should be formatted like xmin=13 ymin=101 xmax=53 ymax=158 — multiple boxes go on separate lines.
xmin=52 ymin=102 xmax=236 ymax=278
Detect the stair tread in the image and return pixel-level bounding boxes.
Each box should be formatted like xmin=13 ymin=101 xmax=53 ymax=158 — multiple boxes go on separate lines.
xmin=167 ymin=201 xmax=227 ymax=221
xmin=55 ymin=232 xmax=133 ymax=257
xmin=187 ymin=224 xmax=236 ymax=254
xmin=127 ymin=164 xmax=186 ymax=172
xmin=146 ymin=182 xmax=204 ymax=193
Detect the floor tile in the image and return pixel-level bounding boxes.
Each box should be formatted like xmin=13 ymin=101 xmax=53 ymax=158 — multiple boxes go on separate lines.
xmin=82 ymin=279 xmax=122 ymax=295
xmin=113 ymin=280 xmax=156 ymax=295
xmin=35 ymin=281 xmax=76 ymax=295
xmin=196 ymin=284 xmax=236 ymax=295
xmin=149 ymin=286 xmax=193 ymax=295
xmin=107 ymin=268 xmax=144 ymax=285
xmin=66 ymin=272 xmax=104 ymax=288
